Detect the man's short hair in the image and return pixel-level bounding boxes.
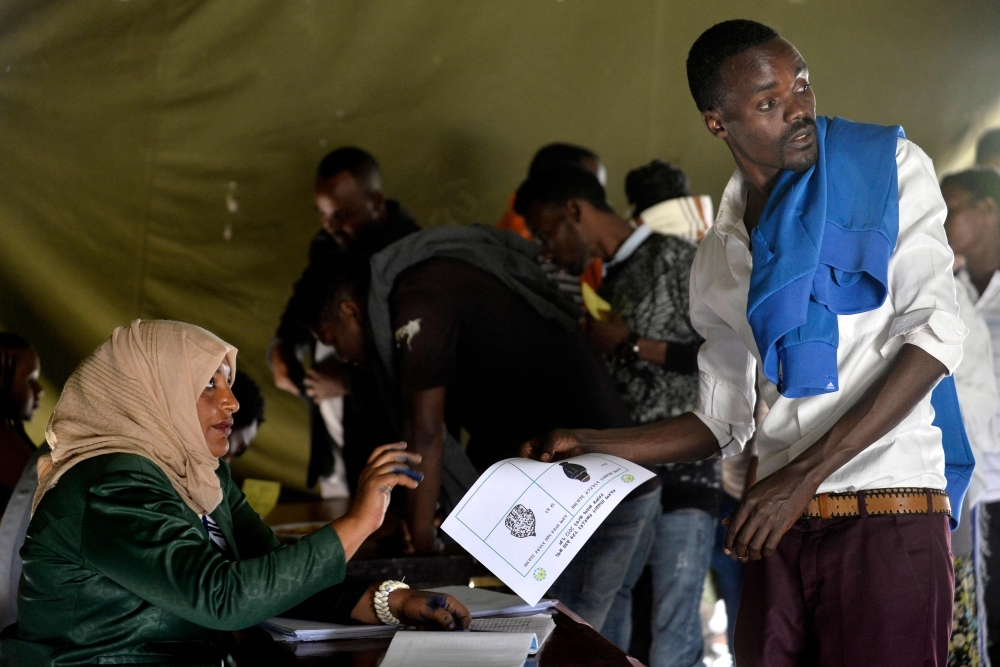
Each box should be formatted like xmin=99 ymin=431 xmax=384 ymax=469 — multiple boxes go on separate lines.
xmin=290 ymin=253 xmax=372 ymax=329
xmin=528 ymin=143 xmax=600 ymax=177
xmin=316 ymin=147 xmax=381 ymax=186
xmin=513 ymin=162 xmax=613 ymax=218
xmin=231 ymin=369 xmax=265 ymax=430
xmin=941 ymin=168 xmax=1000 ymax=208
xmin=976 ymin=129 xmax=1000 ymax=166
xmin=625 ymin=160 xmax=692 ymax=215
xmin=687 ymin=20 xmax=780 ymax=112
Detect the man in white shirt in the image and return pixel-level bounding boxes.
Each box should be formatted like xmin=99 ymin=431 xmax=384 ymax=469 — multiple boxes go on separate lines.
xmin=942 ymin=167 xmax=1000 ymax=664
xmin=522 ymin=20 xmax=965 ymax=666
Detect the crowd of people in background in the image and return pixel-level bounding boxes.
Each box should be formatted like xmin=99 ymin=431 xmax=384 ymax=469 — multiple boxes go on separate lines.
xmin=4 ymin=18 xmax=1000 ymax=667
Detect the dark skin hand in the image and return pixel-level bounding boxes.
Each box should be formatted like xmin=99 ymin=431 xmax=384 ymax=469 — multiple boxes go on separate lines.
xmin=724 ymin=344 xmax=945 ymax=560
xmin=522 ymin=344 xmax=945 ymax=561
xmin=402 ymin=386 xmax=448 ymax=554
xmin=583 ymin=314 xmax=669 ymax=365
xmin=350 ymin=586 xmax=471 ymax=631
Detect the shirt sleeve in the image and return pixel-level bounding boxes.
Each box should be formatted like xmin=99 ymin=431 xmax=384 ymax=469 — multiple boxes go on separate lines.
xmin=689 ymin=241 xmax=758 ymax=457
xmin=391 ymin=276 xmax=461 ymax=395
xmin=879 ymin=139 xmax=968 ymax=372
xmin=80 ymin=459 xmax=357 ymax=631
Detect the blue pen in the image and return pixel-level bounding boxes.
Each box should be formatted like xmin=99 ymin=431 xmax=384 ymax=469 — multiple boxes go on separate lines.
xmin=394 ymin=467 xmax=424 ymax=482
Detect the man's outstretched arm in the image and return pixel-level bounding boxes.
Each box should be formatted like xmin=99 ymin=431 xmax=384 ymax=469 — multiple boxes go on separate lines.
xmin=402 ymin=387 xmax=447 ymax=554
xmin=522 ymin=343 xmax=946 ymax=561
xmin=519 ymin=412 xmax=720 ymax=465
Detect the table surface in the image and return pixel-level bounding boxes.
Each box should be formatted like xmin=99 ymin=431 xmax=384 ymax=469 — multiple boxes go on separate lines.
xmin=231 ymin=605 xmax=637 ymax=667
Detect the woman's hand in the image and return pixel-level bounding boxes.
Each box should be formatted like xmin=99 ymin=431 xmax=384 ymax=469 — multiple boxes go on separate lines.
xmin=331 ymin=443 xmax=423 ymax=559
xmin=350 ymin=586 xmax=471 ymax=630
xmin=390 ymin=590 xmax=471 ymax=630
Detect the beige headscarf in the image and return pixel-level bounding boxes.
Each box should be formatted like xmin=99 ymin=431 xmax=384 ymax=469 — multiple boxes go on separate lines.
xmin=33 ymin=319 xmax=238 ymax=516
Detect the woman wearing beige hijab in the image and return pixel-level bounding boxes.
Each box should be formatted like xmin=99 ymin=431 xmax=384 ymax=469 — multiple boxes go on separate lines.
xmin=1 ymin=320 xmax=469 ymax=667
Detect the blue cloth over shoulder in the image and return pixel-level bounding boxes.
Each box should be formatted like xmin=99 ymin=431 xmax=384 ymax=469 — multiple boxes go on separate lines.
xmin=747 ymin=115 xmax=971 ymax=527
xmin=747 ymin=115 xmax=904 ymax=397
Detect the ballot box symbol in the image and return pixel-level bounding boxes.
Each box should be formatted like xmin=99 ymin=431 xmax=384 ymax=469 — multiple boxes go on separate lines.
xmin=505 ymin=504 xmax=536 ymax=538
xmin=559 ymin=462 xmax=590 ymax=482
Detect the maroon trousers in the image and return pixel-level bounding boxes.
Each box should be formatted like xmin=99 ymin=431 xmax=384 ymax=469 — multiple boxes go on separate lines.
xmin=734 ymin=513 xmax=953 ymax=667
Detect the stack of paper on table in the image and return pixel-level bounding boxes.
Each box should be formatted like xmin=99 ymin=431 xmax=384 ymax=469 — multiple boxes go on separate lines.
xmin=261 ymin=587 xmax=554 ymax=642
xmin=469 ymin=614 xmax=556 ymax=654
xmin=378 ymin=631 xmax=537 ymax=667
xmin=426 ymin=585 xmax=557 ymax=617
xmin=260 ymin=617 xmax=396 ymax=642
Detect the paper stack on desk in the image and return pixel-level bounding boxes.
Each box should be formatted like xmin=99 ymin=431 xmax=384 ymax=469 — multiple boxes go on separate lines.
xmin=470 ymin=614 xmax=556 ymax=654
xmin=378 ymin=631 xmax=537 ymax=667
xmin=441 ymin=453 xmax=655 ymax=605
xmin=426 ymin=585 xmax=557 ymax=618
xmin=260 ymin=617 xmax=395 ymax=642
xmin=261 ymin=587 xmax=555 ymax=642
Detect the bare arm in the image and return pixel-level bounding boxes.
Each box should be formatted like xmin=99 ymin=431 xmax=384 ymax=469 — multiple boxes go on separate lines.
xmin=520 ymin=411 xmax=720 ymax=464
xmin=402 ymin=387 xmax=447 ymax=554
xmin=726 ymin=343 xmax=946 ymax=560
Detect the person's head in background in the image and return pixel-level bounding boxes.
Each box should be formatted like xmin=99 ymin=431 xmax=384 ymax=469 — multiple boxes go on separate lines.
xmin=976 ymin=129 xmax=1000 ymax=170
xmin=941 ymin=168 xmax=1000 ymax=283
xmin=515 ymin=163 xmax=624 ymax=276
xmin=295 ymin=254 xmax=372 ymax=367
xmin=625 ymin=159 xmax=691 ymax=217
xmin=0 ymin=333 xmax=43 ymax=433
xmin=529 ymin=143 xmax=607 ymax=188
xmin=315 ymin=147 xmax=387 ymax=250
xmin=223 ymin=370 xmax=265 ymax=463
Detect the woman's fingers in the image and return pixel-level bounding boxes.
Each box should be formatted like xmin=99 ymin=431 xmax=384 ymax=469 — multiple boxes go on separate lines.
xmin=369 ymin=449 xmax=422 ymax=470
xmin=367 ymin=441 xmax=408 ymax=464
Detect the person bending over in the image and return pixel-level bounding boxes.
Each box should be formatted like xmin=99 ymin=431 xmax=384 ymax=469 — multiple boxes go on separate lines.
xmin=523 ymin=20 xmax=966 ymax=667
xmin=270 ymin=147 xmax=419 ymax=493
xmin=516 ymin=163 xmax=715 ymax=666
xmin=2 ymin=320 xmax=468 ymax=667
xmin=298 ymin=228 xmax=658 ymax=630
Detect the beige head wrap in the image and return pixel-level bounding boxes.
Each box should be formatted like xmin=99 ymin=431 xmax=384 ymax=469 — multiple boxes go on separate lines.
xmin=33 ymin=320 xmax=238 ymax=516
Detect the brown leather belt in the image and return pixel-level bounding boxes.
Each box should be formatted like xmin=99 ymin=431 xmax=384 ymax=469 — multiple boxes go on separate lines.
xmin=802 ymin=487 xmax=951 ymax=519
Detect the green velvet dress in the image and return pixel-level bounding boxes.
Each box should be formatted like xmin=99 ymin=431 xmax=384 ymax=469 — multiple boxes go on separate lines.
xmin=0 ymin=453 xmax=371 ymax=666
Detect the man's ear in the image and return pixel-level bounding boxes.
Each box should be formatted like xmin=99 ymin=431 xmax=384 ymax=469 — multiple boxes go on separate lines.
xmin=368 ymin=189 xmax=386 ymax=220
xmin=339 ymin=299 xmax=364 ymax=325
xmin=703 ymin=110 xmax=727 ymax=139
xmin=566 ymin=199 xmax=584 ymax=225
xmin=979 ymin=197 xmax=1000 ymax=221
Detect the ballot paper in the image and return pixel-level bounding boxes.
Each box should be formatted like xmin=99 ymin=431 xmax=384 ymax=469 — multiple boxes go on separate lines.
xmin=441 ymin=453 xmax=655 ymax=605
xmin=379 ymin=631 xmax=536 ymax=667
xmin=470 ymin=614 xmax=556 ymax=654
xmin=426 ymin=585 xmax=557 ymax=618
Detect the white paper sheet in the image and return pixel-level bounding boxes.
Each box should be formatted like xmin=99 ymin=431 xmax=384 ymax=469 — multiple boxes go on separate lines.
xmin=441 ymin=453 xmax=655 ymax=605
xmin=378 ymin=631 xmax=535 ymax=667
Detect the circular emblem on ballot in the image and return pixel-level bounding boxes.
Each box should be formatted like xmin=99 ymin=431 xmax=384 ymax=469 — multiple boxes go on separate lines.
xmin=622 ymin=474 xmax=635 ymax=483
xmin=534 ymin=568 xmax=547 ymax=581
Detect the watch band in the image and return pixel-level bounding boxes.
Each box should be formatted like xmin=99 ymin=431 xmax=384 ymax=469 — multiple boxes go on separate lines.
xmin=615 ymin=332 xmax=642 ymax=363
xmin=374 ymin=580 xmax=409 ymax=626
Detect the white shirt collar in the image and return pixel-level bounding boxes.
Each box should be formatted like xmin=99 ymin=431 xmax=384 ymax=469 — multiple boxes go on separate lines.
xmin=977 ymin=270 xmax=1000 ymax=308
xmin=603 ymin=223 xmax=652 ymax=274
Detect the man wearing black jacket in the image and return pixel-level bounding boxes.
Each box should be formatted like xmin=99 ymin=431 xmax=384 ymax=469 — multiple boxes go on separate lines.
xmin=270 ymin=147 xmax=419 ymax=490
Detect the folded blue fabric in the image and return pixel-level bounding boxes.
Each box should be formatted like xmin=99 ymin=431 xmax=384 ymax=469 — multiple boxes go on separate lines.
xmin=747 ymin=115 xmax=904 ymax=397
xmin=931 ymin=376 xmax=975 ymax=530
